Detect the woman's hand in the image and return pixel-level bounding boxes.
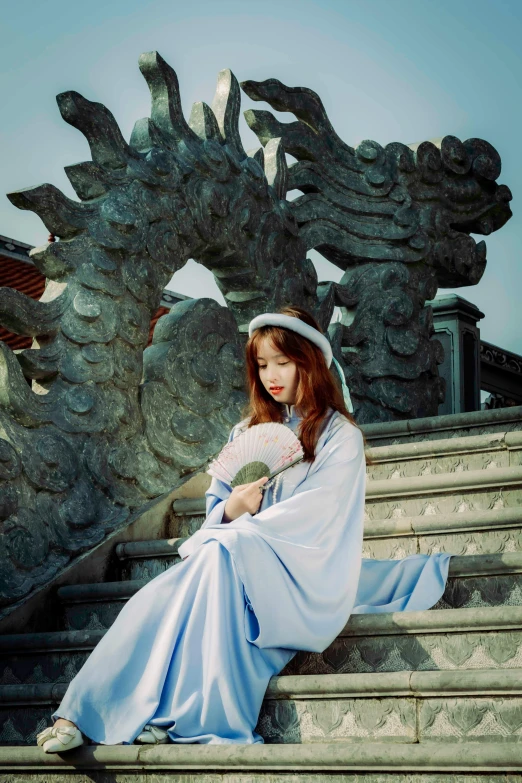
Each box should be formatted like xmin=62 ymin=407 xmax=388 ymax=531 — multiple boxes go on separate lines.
xmin=223 ymin=476 xmax=269 ymax=522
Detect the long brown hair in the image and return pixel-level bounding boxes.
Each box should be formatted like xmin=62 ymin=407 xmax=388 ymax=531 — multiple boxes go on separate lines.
xmin=241 ymin=305 xmax=366 ymax=463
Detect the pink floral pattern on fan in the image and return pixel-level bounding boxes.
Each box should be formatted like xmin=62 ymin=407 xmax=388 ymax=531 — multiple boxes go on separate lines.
xmin=207 ymin=423 xmax=304 ymax=486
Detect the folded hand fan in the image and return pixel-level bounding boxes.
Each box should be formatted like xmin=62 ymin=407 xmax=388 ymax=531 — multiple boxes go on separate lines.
xmin=207 ymin=422 xmax=304 ymax=488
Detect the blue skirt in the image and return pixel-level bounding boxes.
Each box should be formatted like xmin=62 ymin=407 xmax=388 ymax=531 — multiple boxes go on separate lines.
xmin=52 ymin=541 xmax=450 ymax=744
xmin=52 ymin=540 xmax=294 ymax=745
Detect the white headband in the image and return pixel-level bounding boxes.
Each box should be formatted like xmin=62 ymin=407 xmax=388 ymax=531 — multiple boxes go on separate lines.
xmin=248 ymin=313 xmax=333 ymax=366
xmin=247 ymin=312 xmax=354 ymax=413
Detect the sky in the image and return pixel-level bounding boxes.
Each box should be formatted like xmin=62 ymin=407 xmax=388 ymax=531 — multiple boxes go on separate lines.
xmin=0 ymin=0 xmax=520 ymax=354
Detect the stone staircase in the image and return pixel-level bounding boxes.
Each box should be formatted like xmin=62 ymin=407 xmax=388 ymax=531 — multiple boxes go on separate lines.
xmin=1 ymin=406 xmax=522 ymax=779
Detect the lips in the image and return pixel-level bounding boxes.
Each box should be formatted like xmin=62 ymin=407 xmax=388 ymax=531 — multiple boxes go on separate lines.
xmin=270 ymin=387 xmax=284 ymax=394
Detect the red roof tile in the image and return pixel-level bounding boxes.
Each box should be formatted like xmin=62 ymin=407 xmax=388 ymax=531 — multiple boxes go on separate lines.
xmin=1 ymin=254 xmax=170 ymax=351
xmin=0 ymin=256 xmax=45 ymax=298
xmin=0 ymin=255 xmax=45 ymax=350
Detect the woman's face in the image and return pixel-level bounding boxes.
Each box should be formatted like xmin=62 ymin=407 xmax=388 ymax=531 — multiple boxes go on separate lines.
xmin=256 ymin=337 xmax=299 ymax=405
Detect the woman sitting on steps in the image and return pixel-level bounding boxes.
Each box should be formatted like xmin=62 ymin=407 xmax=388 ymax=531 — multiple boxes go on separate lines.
xmin=37 ymin=305 xmax=451 ymax=753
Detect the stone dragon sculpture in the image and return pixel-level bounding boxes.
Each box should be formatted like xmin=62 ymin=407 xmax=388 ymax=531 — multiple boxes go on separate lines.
xmin=0 ymin=51 xmax=512 ymax=615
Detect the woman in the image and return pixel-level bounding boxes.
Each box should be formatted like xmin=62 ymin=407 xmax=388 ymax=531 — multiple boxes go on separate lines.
xmin=36 ymin=305 xmax=451 ymax=753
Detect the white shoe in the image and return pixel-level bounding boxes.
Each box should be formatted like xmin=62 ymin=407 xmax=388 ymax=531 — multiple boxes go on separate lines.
xmin=134 ymin=724 xmax=169 ymax=744
xmin=36 ymin=724 xmax=84 ymax=753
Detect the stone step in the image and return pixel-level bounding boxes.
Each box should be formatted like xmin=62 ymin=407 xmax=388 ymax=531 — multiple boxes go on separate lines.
xmin=1 ymin=669 xmax=522 ymax=746
xmin=54 ymin=553 xmax=522 ymax=632
xmin=366 ymin=430 xmax=522 ymax=481
xmin=2 ymin=606 xmax=522 ymax=688
xmin=364 ymin=467 xmax=522 ymax=550
xmin=287 ymin=605 xmax=522 ymax=677
xmin=116 ymin=536 xmax=184 ymax=581
xmin=366 ymin=464 xmax=522 ymax=503
xmin=1 ymin=740 xmax=521 ymax=777
xmin=262 ymin=668 xmax=522 ymax=745
xmin=362 ymin=506 xmax=522 ymax=559
xmin=361 ymin=404 xmax=522 ymax=447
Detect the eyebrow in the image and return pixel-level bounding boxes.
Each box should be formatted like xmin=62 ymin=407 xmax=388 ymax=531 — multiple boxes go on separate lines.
xmin=256 ymin=353 xmax=286 ymax=360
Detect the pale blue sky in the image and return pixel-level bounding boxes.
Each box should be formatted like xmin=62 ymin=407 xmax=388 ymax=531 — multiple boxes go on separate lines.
xmin=0 ymin=0 xmax=520 ymax=353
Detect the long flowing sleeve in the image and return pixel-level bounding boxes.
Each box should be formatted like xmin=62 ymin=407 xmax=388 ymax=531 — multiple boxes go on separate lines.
xmin=202 ymin=476 xmax=230 ymax=528
xmin=353 ymin=554 xmax=451 ymax=613
xmin=200 ymin=425 xmax=236 ymax=529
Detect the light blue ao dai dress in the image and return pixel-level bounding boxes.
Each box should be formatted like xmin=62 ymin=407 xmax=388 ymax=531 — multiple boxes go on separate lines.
xmin=51 ymin=403 xmax=451 ymax=744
